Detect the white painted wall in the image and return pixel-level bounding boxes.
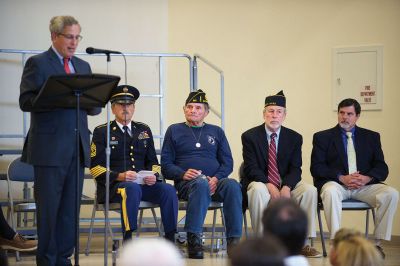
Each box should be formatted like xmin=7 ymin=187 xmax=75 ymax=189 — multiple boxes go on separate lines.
xmin=168 ymin=0 xmax=400 ymax=236
xmin=1 ymin=0 xmax=399 ymax=237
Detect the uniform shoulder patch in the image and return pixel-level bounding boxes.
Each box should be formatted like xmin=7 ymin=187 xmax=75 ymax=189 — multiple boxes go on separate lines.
xmin=94 ymin=122 xmax=108 ymax=129
xmin=134 ymin=121 xmax=150 ymax=128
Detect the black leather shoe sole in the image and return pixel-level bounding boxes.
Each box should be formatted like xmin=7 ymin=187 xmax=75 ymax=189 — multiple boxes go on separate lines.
xmin=188 ymin=250 xmax=204 ymax=259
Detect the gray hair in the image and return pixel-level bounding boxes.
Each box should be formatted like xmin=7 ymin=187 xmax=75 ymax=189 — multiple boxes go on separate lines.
xmin=49 ymin=16 xmax=80 ymax=34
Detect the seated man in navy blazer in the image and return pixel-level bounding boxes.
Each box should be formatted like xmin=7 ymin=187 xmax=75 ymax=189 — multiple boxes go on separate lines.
xmin=311 ymin=98 xmax=399 ymax=258
xmin=241 ymin=91 xmax=320 ymax=258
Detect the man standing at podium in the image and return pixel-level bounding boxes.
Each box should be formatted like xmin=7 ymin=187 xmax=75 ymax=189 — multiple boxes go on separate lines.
xmin=19 ymin=16 xmax=100 ymax=266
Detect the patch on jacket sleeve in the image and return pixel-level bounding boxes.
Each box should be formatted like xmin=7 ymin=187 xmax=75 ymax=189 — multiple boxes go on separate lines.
xmin=91 ymin=142 xmax=96 ymax=157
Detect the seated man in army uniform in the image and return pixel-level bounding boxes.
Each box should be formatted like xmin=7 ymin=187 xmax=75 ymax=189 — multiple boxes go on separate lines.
xmin=90 ymin=85 xmax=178 ymax=242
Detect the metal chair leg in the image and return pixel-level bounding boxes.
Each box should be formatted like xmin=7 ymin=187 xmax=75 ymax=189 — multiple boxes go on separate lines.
xmin=243 ymin=210 xmax=248 ymax=239
xmin=365 ymin=209 xmax=370 ymax=238
xmin=137 ymin=209 xmax=144 ymax=237
xmin=317 ymin=208 xmax=327 ymax=257
xmin=220 ymin=207 xmax=227 ymax=250
xmin=85 ymin=203 xmax=97 ymax=256
xmin=210 ymin=209 xmax=217 ymax=256
xmin=150 ymin=208 xmax=162 ymax=237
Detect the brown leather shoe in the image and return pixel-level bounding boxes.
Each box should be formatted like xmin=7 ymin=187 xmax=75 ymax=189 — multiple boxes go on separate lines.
xmin=300 ymin=245 xmax=322 ymax=258
xmin=0 ymin=234 xmax=37 ymax=252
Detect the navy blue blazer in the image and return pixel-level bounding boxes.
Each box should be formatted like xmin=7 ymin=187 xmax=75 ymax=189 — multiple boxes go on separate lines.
xmin=241 ymin=124 xmax=303 ymax=193
xmin=310 ymin=124 xmax=388 ymax=192
xmin=19 ymin=48 xmax=101 ymax=167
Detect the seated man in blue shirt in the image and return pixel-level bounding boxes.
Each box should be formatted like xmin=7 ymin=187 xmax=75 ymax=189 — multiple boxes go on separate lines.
xmin=161 ymin=89 xmax=242 ymax=259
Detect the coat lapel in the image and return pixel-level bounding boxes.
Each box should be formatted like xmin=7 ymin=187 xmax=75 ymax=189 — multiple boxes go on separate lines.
xmin=277 ymin=127 xmax=287 ymax=164
xmin=333 ymin=125 xmax=347 ymax=171
xmin=256 ymin=124 xmax=268 ymax=166
xmin=46 ymin=48 xmax=67 ymax=74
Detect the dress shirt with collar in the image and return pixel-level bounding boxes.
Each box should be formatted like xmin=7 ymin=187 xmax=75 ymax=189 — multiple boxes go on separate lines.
xmin=51 ymin=46 xmax=76 ymax=73
xmin=116 ymin=120 xmax=132 ymax=136
xmin=340 ymin=126 xmax=356 ymax=154
xmin=265 ymin=125 xmax=281 ymax=151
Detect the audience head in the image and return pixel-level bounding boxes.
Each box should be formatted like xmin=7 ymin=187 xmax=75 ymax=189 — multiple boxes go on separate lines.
xmin=262 ymin=198 xmax=307 ymax=255
xmin=230 ymin=235 xmax=287 ymax=266
xmin=119 ymin=238 xmax=184 ymax=266
xmin=335 ymin=235 xmax=383 ymax=266
xmin=330 ymin=228 xmax=362 ymax=266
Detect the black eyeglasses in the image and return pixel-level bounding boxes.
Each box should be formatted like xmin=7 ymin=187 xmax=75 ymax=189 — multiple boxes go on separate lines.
xmin=58 ymin=33 xmax=83 ymax=41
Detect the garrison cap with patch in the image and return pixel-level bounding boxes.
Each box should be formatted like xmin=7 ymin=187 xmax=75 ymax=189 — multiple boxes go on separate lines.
xmin=264 ymin=90 xmax=286 ymax=108
xmin=110 ymin=85 xmax=140 ymax=104
xmin=185 ymin=89 xmax=208 ymax=105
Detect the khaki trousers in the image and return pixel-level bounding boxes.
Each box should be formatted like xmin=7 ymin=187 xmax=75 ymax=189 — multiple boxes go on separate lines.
xmin=320 ymin=181 xmax=399 ymax=240
xmin=247 ymin=181 xmax=317 ymax=237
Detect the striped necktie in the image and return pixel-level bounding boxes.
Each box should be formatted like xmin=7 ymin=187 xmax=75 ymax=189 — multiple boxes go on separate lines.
xmin=346 ymin=131 xmax=357 ymax=174
xmin=268 ymin=133 xmax=281 ymax=188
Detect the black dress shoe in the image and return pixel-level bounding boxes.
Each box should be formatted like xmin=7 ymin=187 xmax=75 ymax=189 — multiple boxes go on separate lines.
xmin=0 ymin=248 xmax=9 ymax=266
xmin=164 ymin=231 xmax=176 ymax=243
xmin=227 ymin=237 xmax=240 ymax=257
xmin=376 ymin=245 xmax=385 ymax=259
xmin=187 ymin=232 xmax=203 ymax=259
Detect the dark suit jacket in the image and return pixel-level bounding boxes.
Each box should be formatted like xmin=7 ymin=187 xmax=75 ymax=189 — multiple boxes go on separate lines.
xmin=310 ymin=124 xmax=388 ymax=192
xmin=241 ymin=124 xmax=302 ymax=208
xmin=19 ymin=48 xmax=101 ymax=167
xmin=90 ymin=120 xmax=160 ymax=202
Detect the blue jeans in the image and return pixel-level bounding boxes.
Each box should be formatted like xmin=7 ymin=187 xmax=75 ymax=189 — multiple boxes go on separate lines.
xmin=177 ymin=177 xmax=242 ymax=238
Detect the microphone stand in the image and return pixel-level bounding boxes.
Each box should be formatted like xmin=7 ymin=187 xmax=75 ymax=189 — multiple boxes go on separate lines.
xmin=104 ymin=51 xmax=126 ymax=266
xmin=104 ymin=53 xmax=111 ymax=266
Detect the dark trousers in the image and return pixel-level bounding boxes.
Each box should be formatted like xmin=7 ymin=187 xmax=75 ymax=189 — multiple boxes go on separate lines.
xmin=115 ymin=182 xmax=178 ymax=237
xmin=34 ymin=155 xmax=83 ymax=266
xmin=0 ymin=209 xmax=15 ymax=240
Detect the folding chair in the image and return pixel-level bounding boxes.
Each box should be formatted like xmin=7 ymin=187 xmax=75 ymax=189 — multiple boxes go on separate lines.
xmin=6 ymin=156 xmax=37 ymax=261
xmin=178 ymin=200 xmax=226 ymax=256
xmin=238 ymin=162 xmax=249 ymax=238
xmin=317 ymin=199 xmax=376 ymax=257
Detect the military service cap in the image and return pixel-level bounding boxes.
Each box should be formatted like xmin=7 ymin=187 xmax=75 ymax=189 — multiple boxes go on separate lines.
xmin=110 ymin=85 xmax=140 ymax=104
xmin=185 ymin=89 xmax=208 ymax=105
xmin=265 ymin=90 xmax=286 ymax=108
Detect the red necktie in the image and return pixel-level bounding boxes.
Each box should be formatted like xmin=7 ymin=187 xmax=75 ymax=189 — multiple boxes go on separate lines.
xmin=63 ymin=58 xmax=71 ymax=74
xmin=268 ymin=133 xmax=281 ymax=188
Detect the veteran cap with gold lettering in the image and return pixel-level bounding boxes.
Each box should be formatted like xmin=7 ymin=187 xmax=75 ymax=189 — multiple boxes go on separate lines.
xmin=110 ymin=85 xmax=140 ymax=104
xmin=264 ymin=90 xmax=286 ymax=108
xmin=185 ymin=89 xmax=208 ymax=105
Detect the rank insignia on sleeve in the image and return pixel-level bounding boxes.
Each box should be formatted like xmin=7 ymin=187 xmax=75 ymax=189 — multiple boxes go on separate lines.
xmin=91 ymin=143 xmax=96 ymax=157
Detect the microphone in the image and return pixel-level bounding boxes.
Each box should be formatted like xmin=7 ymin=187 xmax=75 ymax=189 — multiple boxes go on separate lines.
xmin=86 ymin=47 xmax=121 ymax=55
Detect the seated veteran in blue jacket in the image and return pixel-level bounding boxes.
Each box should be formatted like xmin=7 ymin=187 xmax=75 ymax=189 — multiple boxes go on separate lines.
xmin=161 ymin=89 xmax=242 ymax=259
xmin=311 ymin=98 xmax=399 ymax=258
xmin=90 ymin=85 xmax=178 ymax=242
